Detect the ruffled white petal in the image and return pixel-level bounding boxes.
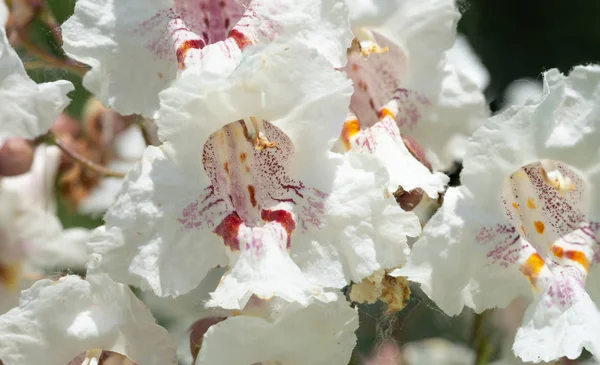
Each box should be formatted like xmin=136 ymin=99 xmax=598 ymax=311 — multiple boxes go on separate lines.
xmin=89 ymin=145 xmax=229 ymax=296
xmin=293 ymin=152 xmax=421 ymax=289
xmin=0 ymin=28 xmax=73 ymax=139
xmin=514 ymin=268 xmax=600 ymax=362
xmin=197 ymin=294 xmax=358 ymax=365
xmin=0 ymin=273 xmax=176 ymax=365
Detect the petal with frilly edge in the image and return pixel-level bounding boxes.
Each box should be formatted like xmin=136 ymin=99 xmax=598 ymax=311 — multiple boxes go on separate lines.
xmin=0 ymin=273 xmax=176 ymax=365
xmin=61 ymin=0 xmax=352 ymax=118
xmin=394 ymin=65 xmax=600 ymax=361
xmin=0 ymin=27 xmax=73 ymax=140
xmin=197 ymin=294 xmax=358 ymax=365
xmin=514 ymin=266 xmax=600 ymax=362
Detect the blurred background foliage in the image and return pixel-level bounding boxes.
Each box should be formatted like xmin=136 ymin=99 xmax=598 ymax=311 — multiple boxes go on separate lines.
xmin=12 ymin=0 xmax=600 ymax=363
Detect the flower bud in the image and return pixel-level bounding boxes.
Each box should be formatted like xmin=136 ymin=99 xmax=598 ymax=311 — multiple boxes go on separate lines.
xmin=0 ymin=138 xmax=35 ymax=176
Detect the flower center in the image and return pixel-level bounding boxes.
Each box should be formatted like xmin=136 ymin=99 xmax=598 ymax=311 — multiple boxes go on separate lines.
xmin=500 ymin=160 xmax=598 ymax=288
xmin=178 ymin=119 xmax=327 ymax=251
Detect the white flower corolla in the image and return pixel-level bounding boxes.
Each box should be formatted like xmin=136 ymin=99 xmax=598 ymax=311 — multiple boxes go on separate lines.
xmin=393 ymin=65 xmax=600 ymax=362
xmin=79 ymin=125 xmax=147 ymax=215
xmin=0 ymin=146 xmax=89 ymax=314
xmin=61 ymin=0 xmax=352 ymax=118
xmin=0 ymin=270 xmax=177 ymax=365
xmin=0 ymin=1 xmax=73 ymax=141
xmin=343 ymin=0 xmax=489 ymax=173
xmin=195 ymin=294 xmax=358 ymax=365
xmin=89 ymin=40 xmax=420 ymax=310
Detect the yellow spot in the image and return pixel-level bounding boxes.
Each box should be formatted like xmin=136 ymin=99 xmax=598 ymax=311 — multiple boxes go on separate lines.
xmin=520 ymin=225 xmax=526 ymax=235
xmin=361 ymin=44 xmax=389 ymax=56
xmin=378 ymin=107 xmax=395 ymax=120
xmin=565 ymin=250 xmax=590 ymax=273
xmin=552 ymin=245 xmax=564 ymax=258
xmin=338 ymin=119 xmax=361 ymax=151
xmin=527 ymin=198 xmax=536 ymax=209
xmin=533 ymin=221 xmax=545 ymax=234
xmin=512 ymin=202 xmax=519 ymax=211
xmin=520 ymin=253 xmax=545 ymax=286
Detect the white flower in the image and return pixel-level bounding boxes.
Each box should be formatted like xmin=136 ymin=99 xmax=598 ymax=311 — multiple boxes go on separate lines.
xmin=344 ymin=0 xmax=489 ymax=173
xmin=393 ymin=65 xmax=600 ymax=362
xmin=0 ymin=146 xmax=89 ymax=314
xmin=0 ymin=271 xmax=177 ymax=365
xmin=61 ymin=0 xmax=352 ymax=118
xmin=89 ymin=40 xmax=420 ymax=310
xmin=0 ymin=1 xmax=73 ymax=141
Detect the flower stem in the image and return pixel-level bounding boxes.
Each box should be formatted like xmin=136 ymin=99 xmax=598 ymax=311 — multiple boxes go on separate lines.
xmin=41 ymin=132 xmax=126 ymax=178
xmin=471 ymin=311 xmax=492 ymax=365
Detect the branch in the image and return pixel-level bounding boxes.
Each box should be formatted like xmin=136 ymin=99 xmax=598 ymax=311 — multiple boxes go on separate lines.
xmin=42 ymin=132 xmax=126 ymax=179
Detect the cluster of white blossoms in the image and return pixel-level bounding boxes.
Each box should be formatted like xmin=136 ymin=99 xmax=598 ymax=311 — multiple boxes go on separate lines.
xmin=0 ymin=0 xmax=599 ymax=364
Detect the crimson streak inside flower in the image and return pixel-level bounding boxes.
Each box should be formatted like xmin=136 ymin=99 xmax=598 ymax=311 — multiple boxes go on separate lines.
xmin=137 ymin=0 xmax=273 ymax=70
xmin=179 ymin=119 xmax=325 ymax=238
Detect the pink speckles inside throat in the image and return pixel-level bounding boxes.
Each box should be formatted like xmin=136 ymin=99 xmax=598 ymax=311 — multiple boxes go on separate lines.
xmin=178 ymin=119 xmax=327 ymax=252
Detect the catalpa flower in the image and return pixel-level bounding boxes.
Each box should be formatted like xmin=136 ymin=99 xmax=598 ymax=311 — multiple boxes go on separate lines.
xmin=343 ymin=0 xmax=489 ymax=175
xmin=89 ymin=40 xmax=420 ymax=310
xmin=0 ymin=270 xmax=176 ymax=365
xmin=394 ymin=65 xmax=600 ymax=362
xmin=0 ymin=1 xmax=73 ymax=141
xmin=61 ymin=0 xmax=352 ymax=118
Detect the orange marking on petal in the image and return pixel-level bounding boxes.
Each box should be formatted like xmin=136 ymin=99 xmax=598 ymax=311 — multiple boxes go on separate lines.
xmin=512 ymin=202 xmax=519 ymax=211
xmin=176 ymin=39 xmax=205 ymax=69
xmin=247 ymin=185 xmax=257 ymax=207
xmin=521 ymin=225 xmax=526 ymax=235
xmin=378 ymin=107 xmax=395 ymax=120
xmin=520 ymin=253 xmax=545 ymax=286
xmin=527 ymin=198 xmax=536 ymax=209
xmin=239 ymin=153 xmax=247 ymax=162
xmin=552 ymin=245 xmax=564 ymax=258
xmin=533 ymin=221 xmax=545 ymax=234
xmin=224 ymin=162 xmax=229 ymax=175
xmin=339 ymin=119 xmax=361 ymax=151
xmin=244 ymin=165 xmax=250 ymax=173
xmin=565 ymin=250 xmax=590 ymax=272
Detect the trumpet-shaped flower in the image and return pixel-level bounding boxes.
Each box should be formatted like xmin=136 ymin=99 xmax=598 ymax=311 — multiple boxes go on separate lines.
xmin=61 ymin=0 xmax=352 ymax=118
xmin=89 ymin=40 xmax=420 ymax=310
xmin=0 ymin=1 xmax=73 ymax=141
xmin=343 ymin=0 xmax=489 ymax=176
xmin=394 ymin=65 xmax=600 ymax=362
xmin=0 ymin=271 xmax=176 ymax=365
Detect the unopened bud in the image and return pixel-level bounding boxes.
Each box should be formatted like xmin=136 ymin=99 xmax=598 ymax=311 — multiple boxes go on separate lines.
xmin=0 ymin=138 xmax=35 ymax=176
